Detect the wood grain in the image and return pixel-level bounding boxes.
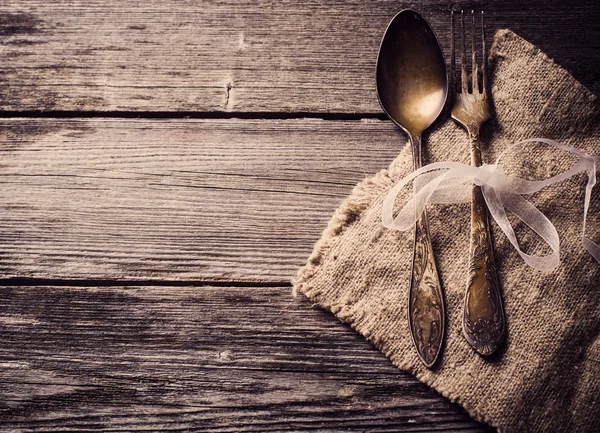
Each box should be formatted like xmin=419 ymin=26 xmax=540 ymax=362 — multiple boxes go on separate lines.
xmin=0 ymin=0 xmax=598 ymax=113
xmin=0 ymin=117 xmax=401 ymax=282
xmin=0 ymin=284 xmax=494 ymax=432
xmin=2 ymin=1 xmax=596 ymax=431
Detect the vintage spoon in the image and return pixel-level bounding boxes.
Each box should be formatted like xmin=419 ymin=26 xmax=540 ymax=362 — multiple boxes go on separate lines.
xmin=376 ymin=9 xmax=448 ymax=367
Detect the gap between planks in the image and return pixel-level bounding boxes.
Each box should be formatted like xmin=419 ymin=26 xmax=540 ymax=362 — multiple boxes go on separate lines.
xmin=0 ymin=277 xmax=291 ymax=288
xmin=0 ymin=111 xmax=387 ymax=121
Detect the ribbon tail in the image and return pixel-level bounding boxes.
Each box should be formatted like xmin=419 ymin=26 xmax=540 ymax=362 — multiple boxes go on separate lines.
xmin=483 ymin=186 xmax=560 ymax=271
xmin=493 ymin=138 xmax=600 ymax=267
xmin=583 ymin=238 xmax=600 ymax=263
xmin=581 ymin=156 xmax=600 ymax=263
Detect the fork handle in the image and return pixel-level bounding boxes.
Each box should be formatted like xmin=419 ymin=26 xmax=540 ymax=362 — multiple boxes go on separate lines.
xmin=464 ymin=132 xmax=505 ymax=356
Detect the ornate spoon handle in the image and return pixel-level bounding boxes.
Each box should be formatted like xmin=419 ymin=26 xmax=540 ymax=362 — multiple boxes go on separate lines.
xmin=463 ymin=133 xmax=505 ymax=355
xmin=408 ymin=134 xmax=445 ymax=367
xmin=410 ymin=211 xmax=445 ymax=367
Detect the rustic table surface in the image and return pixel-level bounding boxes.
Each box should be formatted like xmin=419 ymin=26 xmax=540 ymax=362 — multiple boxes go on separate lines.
xmin=1 ymin=1 xmax=598 ymax=431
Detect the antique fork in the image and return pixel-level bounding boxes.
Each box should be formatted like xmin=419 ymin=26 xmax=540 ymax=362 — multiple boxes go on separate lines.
xmin=450 ymin=10 xmax=505 ymax=355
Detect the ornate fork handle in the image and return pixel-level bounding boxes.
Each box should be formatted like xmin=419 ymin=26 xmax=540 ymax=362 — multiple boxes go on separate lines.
xmin=463 ymin=132 xmax=505 ymax=355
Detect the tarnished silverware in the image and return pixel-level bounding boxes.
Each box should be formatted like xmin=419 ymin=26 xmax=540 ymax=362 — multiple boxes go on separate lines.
xmin=450 ymin=10 xmax=505 ymax=355
xmin=376 ymin=10 xmax=448 ymax=367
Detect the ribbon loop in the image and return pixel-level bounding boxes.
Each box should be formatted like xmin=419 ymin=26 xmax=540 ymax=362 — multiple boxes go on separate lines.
xmin=382 ymin=139 xmax=600 ymax=272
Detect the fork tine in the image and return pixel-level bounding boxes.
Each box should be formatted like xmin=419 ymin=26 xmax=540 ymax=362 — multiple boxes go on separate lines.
xmin=460 ymin=10 xmax=468 ymax=94
xmin=481 ymin=11 xmax=487 ymax=93
xmin=450 ymin=10 xmax=455 ymax=95
xmin=471 ymin=10 xmax=479 ymax=94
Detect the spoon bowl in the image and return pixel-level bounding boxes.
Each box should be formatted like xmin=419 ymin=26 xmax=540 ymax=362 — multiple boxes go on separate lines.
xmin=376 ymin=10 xmax=448 ymax=136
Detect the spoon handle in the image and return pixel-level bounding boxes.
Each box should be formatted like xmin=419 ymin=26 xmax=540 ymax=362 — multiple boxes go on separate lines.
xmin=408 ymin=134 xmax=445 ymax=368
xmin=463 ymin=132 xmax=505 ymax=355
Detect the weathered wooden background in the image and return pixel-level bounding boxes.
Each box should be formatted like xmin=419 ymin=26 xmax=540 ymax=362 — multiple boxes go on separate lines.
xmin=0 ymin=1 xmax=598 ymax=431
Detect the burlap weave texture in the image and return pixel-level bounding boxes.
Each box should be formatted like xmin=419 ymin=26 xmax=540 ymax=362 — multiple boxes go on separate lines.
xmin=294 ymin=30 xmax=600 ymax=433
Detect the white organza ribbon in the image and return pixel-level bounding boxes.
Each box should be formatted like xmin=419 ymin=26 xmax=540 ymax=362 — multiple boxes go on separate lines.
xmin=382 ymin=138 xmax=600 ymax=272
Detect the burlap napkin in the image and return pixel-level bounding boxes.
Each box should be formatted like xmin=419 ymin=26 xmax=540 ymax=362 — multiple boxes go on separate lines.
xmin=294 ymin=30 xmax=599 ymax=433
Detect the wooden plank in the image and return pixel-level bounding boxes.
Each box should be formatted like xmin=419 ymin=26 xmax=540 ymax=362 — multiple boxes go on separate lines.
xmin=0 ymin=0 xmax=598 ymax=113
xmin=0 ymin=117 xmax=400 ymax=282
xmin=0 ymin=284 xmax=494 ymax=432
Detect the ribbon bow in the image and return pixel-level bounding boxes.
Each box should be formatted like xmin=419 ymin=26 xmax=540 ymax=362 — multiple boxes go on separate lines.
xmin=382 ymin=138 xmax=600 ymax=272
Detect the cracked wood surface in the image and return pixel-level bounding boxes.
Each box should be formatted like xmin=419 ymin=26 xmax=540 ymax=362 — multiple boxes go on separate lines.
xmin=0 ymin=0 xmax=598 ymax=112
